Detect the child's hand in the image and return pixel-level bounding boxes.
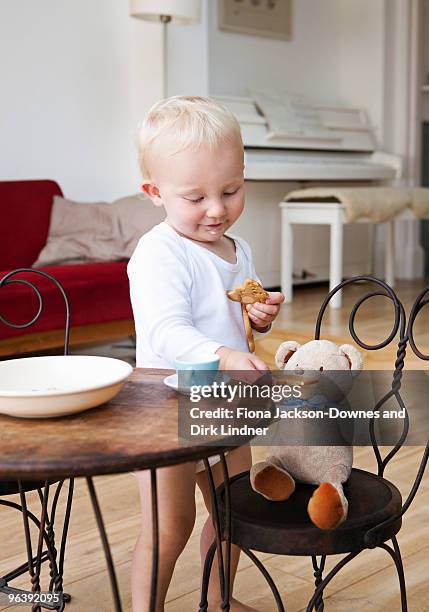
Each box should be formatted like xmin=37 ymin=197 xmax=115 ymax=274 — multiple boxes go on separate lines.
xmin=216 ymin=347 xmax=268 ymax=379
xmin=246 ymin=291 xmax=285 ymax=331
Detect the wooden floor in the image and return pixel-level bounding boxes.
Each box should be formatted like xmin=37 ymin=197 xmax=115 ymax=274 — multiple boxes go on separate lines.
xmin=1 ymin=280 xmax=428 ymax=611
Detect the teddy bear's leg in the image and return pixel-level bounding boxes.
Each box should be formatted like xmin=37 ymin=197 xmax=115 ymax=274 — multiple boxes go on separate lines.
xmin=307 ymin=482 xmax=348 ymax=530
xmin=250 ymin=457 xmax=296 ymax=501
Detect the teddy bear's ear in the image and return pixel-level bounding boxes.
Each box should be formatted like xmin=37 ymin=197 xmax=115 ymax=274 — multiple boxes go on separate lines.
xmin=339 ymin=344 xmax=363 ymax=375
xmin=275 ymin=341 xmax=301 ymax=369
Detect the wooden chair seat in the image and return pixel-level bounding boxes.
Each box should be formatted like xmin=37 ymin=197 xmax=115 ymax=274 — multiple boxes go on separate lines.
xmin=217 ymin=468 xmax=402 ymax=556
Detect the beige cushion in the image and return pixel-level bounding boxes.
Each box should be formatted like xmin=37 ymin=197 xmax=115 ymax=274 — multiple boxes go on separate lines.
xmin=33 ymin=194 xmax=165 ymax=267
xmin=284 ymin=186 xmax=410 ymax=223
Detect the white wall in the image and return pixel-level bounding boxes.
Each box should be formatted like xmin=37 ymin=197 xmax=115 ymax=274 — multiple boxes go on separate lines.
xmin=336 ymin=0 xmax=385 ymax=145
xmin=0 ymin=0 xmax=163 ymax=201
xmin=208 ymin=0 xmax=342 ymax=105
xmin=0 ymin=0 xmax=412 ymax=204
xmin=168 ymin=0 xmax=390 ymax=151
xmin=167 ymin=0 xmax=210 ymax=96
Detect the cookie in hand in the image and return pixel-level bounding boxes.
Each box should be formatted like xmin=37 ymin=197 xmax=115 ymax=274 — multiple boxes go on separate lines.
xmin=226 ymin=279 xmax=268 ymax=352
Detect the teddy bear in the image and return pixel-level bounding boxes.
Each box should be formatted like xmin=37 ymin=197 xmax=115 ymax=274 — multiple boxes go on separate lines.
xmin=250 ymin=339 xmax=363 ymax=530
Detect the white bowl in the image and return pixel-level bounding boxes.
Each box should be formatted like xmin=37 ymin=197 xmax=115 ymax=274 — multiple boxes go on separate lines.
xmin=0 ymin=355 xmax=133 ymax=418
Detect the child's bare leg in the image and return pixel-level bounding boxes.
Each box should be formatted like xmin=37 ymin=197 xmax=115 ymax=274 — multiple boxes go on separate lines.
xmin=132 ymin=462 xmax=197 ymax=612
xmin=197 ymin=446 xmax=259 ymax=612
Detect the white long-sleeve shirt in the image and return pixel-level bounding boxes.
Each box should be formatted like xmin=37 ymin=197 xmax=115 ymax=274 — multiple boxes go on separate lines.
xmin=127 ymin=221 xmax=261 ymax=368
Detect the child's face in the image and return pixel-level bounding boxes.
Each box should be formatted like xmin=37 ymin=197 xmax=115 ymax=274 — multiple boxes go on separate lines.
xmin=143 ymin=138 xmax=245 ymax=242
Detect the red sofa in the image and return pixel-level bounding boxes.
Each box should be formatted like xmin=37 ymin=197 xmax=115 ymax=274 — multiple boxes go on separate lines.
xmin=0 ymin=180 xmax=134 ymax=357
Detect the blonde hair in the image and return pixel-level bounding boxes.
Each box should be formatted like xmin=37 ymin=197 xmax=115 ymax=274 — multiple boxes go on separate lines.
xmin=137 ymin=96 xmax=242 ymax=179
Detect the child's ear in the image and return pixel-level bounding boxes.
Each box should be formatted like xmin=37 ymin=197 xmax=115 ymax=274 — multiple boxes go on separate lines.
xmin=142 ymin=182 xmax=163 ymax=207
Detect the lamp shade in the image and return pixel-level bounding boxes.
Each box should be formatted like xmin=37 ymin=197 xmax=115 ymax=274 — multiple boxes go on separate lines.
xmin=130 ymin=0 xmax=201 ymax=24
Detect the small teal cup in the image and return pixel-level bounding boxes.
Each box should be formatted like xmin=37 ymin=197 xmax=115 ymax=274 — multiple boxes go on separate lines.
xmin=174 ymin=353 xmax=220 ymax=388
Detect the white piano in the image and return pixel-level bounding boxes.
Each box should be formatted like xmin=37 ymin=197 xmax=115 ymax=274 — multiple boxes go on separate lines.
xmin=215 ymin=93 xmax=401 ymax=287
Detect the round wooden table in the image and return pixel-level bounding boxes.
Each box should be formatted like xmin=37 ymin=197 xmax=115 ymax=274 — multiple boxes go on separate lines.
xmin=0 ymin=369 xmax=245 ymax=612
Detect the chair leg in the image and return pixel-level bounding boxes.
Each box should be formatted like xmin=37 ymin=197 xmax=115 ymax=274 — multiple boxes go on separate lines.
xmin=2 ymin=552 xmax=50 ymax=583
xmin=0 ymin=489 xmax=72 ymax=608
xmin=200 ymin=544 xmax=286 ymax=612
xmin=311 ymin=556 xmax=326 ymax=611
xmin=306 ymin=550 xmax=361 ymax=612
xmin=392 ymin=537 xmax=408 ymax=612
xmin=378 ymin=538 xmax=408 ymax=612
xmin=241 ymin=549 xmax=285 ymax=612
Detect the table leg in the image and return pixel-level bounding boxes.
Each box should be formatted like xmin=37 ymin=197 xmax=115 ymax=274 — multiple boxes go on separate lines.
xmin=0 ymin=480 xmax=73 ymax=611
xmin=281 ymin=207 xmax=294 ymax=303
xmin=86 ymin=477 xmax=122 ymax=612
xmin=329 ymin=209 xmax=344 ymax=309
xmin=201 ymin=453 xmax=231 ymax=611
xmin=149 ymin=468 xmax=159 ymax=612
xmin=220 ymin=455 xmax=231 ymax=610
xmin=199 ymin=541 xmax=217 ymax=612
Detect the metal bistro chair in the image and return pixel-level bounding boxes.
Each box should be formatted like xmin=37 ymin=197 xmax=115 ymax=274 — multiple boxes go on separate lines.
xmin=0 ymin=268 xmax=74 ymax=611
xmin=199 ymin=275 xmax=429 ymax=611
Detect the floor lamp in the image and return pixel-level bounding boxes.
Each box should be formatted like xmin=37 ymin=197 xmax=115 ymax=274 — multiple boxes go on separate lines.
xmin=130 ymin=0 xmax=201 ymax=98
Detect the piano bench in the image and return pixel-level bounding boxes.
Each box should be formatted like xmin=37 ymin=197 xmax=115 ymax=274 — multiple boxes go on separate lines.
xmin=279 ymin=201 xmax=395 ymax=308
